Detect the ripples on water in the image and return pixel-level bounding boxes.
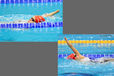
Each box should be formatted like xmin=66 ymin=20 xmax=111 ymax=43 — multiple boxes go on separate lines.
xmin=0 ymin=14 xmax=62 ymax=24
xmin=58 ymin=58 xmax=114 ymax=76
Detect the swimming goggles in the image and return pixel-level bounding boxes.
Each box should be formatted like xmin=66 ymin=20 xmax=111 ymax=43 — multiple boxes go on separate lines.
xmin=31 ymin=17 xmax=35 ymax=22
xmin=74 ymin=54 xmax=77 ymax=57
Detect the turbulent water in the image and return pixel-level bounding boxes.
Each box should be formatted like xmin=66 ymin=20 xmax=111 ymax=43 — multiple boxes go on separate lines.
xmin=58 ymin=58 xmax=114 ymax=76
xmin=0 ymin=14 xmax=62 ymax=24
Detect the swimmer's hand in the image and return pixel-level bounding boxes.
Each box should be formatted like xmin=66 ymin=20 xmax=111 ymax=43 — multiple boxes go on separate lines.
xmin=64 ymin=37 xmax=67 ymax=41
xmin=64 ymin=37 xmax=70 ymax=44
xmin=64 ymin=37 xmax=73 ymax=48
xmin=56 ymin=10 xmax=60 ymax=13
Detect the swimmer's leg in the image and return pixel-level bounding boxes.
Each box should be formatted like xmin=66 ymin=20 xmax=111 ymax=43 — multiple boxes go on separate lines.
xmin=43 ymin=10 xmax=59 ymax=17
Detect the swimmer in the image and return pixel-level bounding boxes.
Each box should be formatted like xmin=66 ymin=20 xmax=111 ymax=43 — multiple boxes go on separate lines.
xmin=28 ymin=10 xmax=60 ymax=23
xmin=64 ymin=37 xmax=114 ymax=63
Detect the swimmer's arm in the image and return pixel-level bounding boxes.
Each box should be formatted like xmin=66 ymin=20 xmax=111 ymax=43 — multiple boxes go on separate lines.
xmin=43 ymin=10 xmax=59 ymax=17
xmin=64 ymin=37 xmax=81 ymax=56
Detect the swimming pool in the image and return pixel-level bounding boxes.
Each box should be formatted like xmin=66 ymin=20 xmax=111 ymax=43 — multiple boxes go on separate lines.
xmin=58 ymin=34 xmax=114 ymax=76
xmin=0 ymin=0 xmax=63 ymax=42
xmin=0 ymin=23 xmax=63 ymax=42
xmin=0 ymin=1 xmax=63 ymax=23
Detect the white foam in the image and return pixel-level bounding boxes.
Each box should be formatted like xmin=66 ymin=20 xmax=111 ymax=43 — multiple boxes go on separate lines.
xmin=80 ymin=57 xmax=90 ymax=62
xmin=0 ymin=14 xmax=62 ymax=24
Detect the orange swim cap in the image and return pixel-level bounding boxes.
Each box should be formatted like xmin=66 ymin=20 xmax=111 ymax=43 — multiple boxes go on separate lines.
xmin=67 ymin=53 xmax=76 ymax=60
xmin=34 ymin=16 xmax=45 ymax=23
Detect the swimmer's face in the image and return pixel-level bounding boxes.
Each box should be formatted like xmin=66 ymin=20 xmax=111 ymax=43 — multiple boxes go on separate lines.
xmin=74 ymin=55 xmax=81 ymax=60
xmin=28 ymin=17 xmax=35 ymax=23
xmin=28 ymin=19 xmax=34 ymax=23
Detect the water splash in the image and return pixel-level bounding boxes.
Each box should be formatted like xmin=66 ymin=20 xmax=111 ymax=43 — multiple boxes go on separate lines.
xmin=0 ymin=14 xmax=62 ymax=24
xmin=58 ymin=58 xmax=114 ymax=75
xmin=0 ymin=14 xmax=33 ymax=24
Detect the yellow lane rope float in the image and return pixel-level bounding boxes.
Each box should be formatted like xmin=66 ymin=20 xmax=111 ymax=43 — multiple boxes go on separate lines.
xmin=58 ymin=40 xmax=114 ymax=44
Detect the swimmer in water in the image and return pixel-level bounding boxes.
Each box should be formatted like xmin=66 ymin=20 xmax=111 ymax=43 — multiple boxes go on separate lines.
xmin=28 ymin=10 xmax=60 ymax=23
xmin=64 ymin=37 xmax=114 ymax=63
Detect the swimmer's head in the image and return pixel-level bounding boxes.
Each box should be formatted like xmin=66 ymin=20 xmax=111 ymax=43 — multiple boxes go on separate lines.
xmin=28 ymin=16 xmax=45 ymax=23
xmin=67 ymin=54 xmax=76 ymax=60
xmin=28 ymin=17 xmax=35 ymax=23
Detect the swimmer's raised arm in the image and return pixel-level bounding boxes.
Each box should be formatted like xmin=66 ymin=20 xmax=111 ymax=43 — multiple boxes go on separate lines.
xmin=64 ymin=37 xmax=81 ymax=56
xmin=43 ymin=10 xmax=60 ymax=17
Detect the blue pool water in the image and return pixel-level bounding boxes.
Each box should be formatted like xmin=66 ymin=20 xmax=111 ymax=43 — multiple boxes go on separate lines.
xmin=0 ymin=27 xmax=62 ymax=42
xmin=59 ymin=34 xmax=114 ymax=40
xmin=58 ymin=34 xmax=114 ymax=76
xmin=0 ymin=2 xmax=62 ymax=23
xmin=0 ymin=2 xmax=63 ymax=42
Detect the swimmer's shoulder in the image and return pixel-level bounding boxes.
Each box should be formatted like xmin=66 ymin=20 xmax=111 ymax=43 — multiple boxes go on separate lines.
xmin=79 ymin=57 xmax=90 ymax=62
xmin=80 ymin=55 xmax=85 ymax=59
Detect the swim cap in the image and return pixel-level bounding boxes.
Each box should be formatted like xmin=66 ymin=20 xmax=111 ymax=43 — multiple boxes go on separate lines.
xmin=67 ymin=53 xmax=76 ymax=60
xmin=35 ymin=16 xmax=45 ymax=23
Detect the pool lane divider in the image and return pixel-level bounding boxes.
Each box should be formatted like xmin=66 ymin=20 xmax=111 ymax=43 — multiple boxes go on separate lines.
xmin=0 ymin=0 xmax=63 ymax=4
xmin=58 ymin=40 xmax=114 ymax=44
xmin=58 ymin=54 xmax=114 ymax=58
xmin=0 ymin=22 xmax=63 ymax=28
